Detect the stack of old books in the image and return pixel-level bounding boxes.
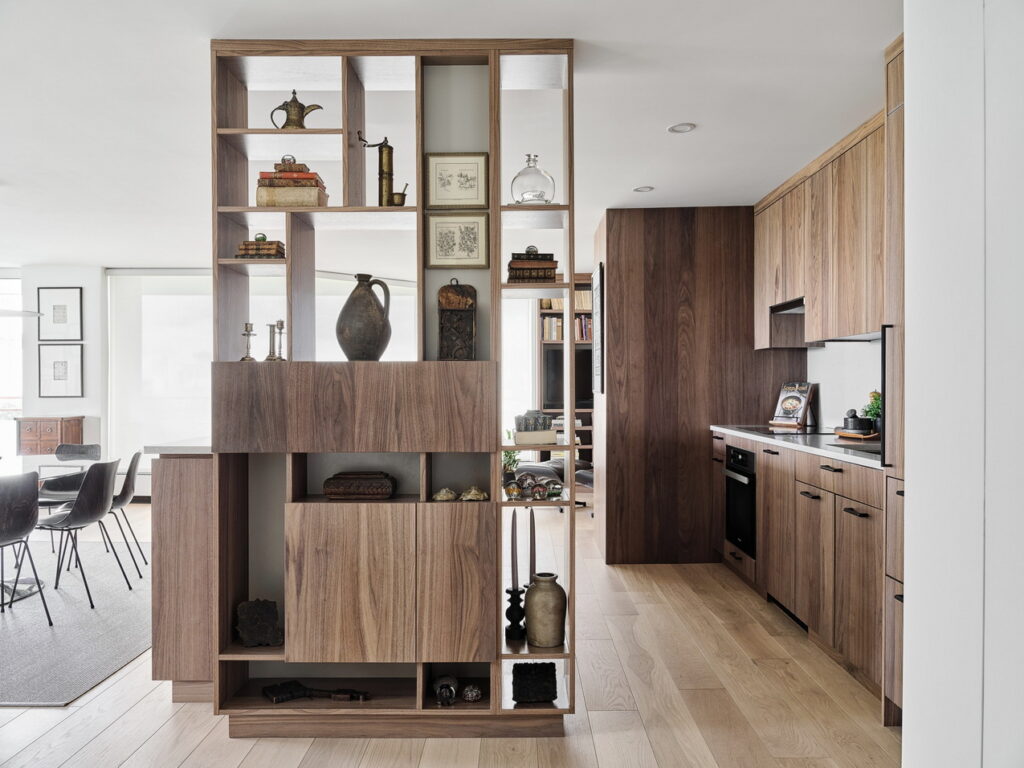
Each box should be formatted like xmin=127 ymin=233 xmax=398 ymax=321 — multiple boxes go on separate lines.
xmin=507 ymin=246 xmax=557 ymax=283
xmin=236 ymin=237 xmax=285 ymax=260
xmin=256 ymin=158 xmax=328 ymax=207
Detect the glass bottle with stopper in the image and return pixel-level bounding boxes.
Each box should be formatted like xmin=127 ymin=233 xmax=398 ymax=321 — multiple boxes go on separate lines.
xmin=511 ymin=154 xmax=555 ymax=204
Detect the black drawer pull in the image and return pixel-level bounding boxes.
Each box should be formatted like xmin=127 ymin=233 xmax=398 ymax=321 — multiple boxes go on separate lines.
xmin=799 ymin=491 xmax=821 ymax=500
xmin=712 ymin=457 xmax=724 ymax=463
xmin=729 ymin=551 xmax=742 ymax=560
xmin=762 ymin=449 xmax=780 ymax=455
xmin=843 ymin=506 xmax=870 ymax=518
xmin=820 ymin=465 xmax=843 ymax=473
xmin=896 ymin=490 xmax=904 ymax=497
xmin=712 ymin=435 xmax=724 ymax=441
xmin=894 ymin=594 xmax=904 ymax=603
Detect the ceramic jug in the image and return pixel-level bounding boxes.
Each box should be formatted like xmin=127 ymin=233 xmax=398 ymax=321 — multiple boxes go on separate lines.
xmin=336 ymin=274 xmax=391 ymax=361
xmin=524 ymin=572 xmax=567 ymax=648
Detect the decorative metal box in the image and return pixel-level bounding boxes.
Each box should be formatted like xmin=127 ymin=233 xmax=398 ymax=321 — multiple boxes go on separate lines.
xmin=438 ymin=278 xmax=477 ymax=361
xmin=323 ymin=471 xmax=397 ymax=500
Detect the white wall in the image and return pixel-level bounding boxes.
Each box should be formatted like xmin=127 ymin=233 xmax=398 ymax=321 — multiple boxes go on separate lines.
xmin=904 ymin=1 xmax=1024 ymax=765
xmin=805 ymin=340 xmax=881 ymax=428
xmin=19 ymin=266 xmax=108 ymax=468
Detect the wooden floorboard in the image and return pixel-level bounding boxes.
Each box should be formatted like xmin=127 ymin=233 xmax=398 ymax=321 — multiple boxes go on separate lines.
xmin=0 ymin=510 xmax=901 ymax=767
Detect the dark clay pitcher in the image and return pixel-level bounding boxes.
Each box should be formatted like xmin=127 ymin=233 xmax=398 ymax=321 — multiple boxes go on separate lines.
xmin=336 ymin=274 xmax=391 ymax=361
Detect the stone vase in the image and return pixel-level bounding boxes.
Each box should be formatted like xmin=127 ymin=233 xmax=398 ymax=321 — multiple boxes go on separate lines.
xmin=336 ymin=274 xmax=391 ymax=361
xmin=524 ymin=572 xmax=567 ymax=648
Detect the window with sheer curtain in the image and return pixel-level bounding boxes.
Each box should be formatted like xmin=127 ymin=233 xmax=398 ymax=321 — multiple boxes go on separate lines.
xmin=107 ymin=274 xmax=213 ymax=474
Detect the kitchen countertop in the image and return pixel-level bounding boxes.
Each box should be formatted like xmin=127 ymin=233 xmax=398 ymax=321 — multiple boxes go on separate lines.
xmin=709 ymin=426 xmax=883 ymax=469
xmin=143 ymin=438 xmax=212 ymax=456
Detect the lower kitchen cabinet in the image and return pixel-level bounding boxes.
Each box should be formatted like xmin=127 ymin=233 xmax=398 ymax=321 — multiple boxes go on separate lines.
xmin=757 ymin=447 xmax=795 ymax=609
xmin=835 ymin=496 xmax=884 ymax=687
xmin=793 ymin=481 xmax=835 ymax=646
xmin=284 ymin=502 xmax=417 ymax=663
xmin=711 ymin=434 xmax=726 ymax=550
xmin=884 ymin=576 xmax=904 ymax=712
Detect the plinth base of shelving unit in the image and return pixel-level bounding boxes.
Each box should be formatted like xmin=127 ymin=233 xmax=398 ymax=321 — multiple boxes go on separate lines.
xmin=227 ymin=713 xmax=565 ymax=739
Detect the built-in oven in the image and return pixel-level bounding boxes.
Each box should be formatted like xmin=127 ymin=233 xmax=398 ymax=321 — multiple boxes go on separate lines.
xmin=724 ymin=446 xmax=756 ymax=559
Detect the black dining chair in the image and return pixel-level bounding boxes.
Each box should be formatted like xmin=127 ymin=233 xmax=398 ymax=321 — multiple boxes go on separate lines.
xmin=37 ymin=459 xmax=126 ymax=609
xmin=107 ymin=452 xmax=145 ymax=578
xmin=0 ymin=472 xmax=52 ymax=626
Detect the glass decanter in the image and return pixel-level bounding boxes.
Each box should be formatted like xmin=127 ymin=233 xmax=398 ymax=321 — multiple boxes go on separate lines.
xmin=510 ymin=154 xmax=555 ymax=204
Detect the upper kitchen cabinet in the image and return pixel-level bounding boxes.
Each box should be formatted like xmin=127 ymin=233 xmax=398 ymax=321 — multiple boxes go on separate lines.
xmin=830 ymin=126 xmax=885 ymax=340
xmin=753 ymin=184 xmax=807 ymax=349
xmin=803 ymin=164 xmax=832 ymax=342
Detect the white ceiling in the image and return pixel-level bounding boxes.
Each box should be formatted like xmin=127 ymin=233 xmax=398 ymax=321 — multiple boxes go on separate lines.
xmin=0 ymin=0 xmax=901 ymax=271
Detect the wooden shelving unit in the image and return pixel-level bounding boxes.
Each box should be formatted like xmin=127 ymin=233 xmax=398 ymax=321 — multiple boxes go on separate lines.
xmin=207 ymin=38 xmax=574 ymax=740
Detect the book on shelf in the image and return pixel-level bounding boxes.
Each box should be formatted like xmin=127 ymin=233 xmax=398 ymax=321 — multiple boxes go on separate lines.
xmin=508 ymin=259 xmax=557 ymax=269
xmin=507 ymin=267 xmax=556 ymax=283
xmin=256 ymin=186 xmax=329 ymax=207
xmin=542 ymin=316 xmax=564 ymax=341
xmin=271 ymin=162 xmax=310 ymax=172
xmin=259 ymin=171 xmax=323 ymax=181
xmin=574 ymin=289 xmax=593 ymax=311
xmin=514 ymin=429 xmax=557 ymax=445
xmin=257 ymin=178 xmax=327 ymax=189
xmin=511 ymin=250 xmax=555 ymax=261
xmin=551 ymin=298 xmax=564 ymax=311
xmin=236 ymin=240 xmax=285 ymax=259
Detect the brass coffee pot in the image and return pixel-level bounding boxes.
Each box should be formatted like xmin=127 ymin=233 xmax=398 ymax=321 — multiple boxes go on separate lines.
xmin=271 ymin=90 xmax=323 ymax=129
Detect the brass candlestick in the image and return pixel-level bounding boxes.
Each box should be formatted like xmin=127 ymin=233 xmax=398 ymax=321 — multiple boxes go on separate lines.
xmin=275 ymin=319 xmax=286 ymax=361
xmin=265 ymin=323 xmax=279 ymax=361
xmin=240 ymin=322 xmax=256 ymax=362
xmin=358 ymin=131 xmax=393 ymax=207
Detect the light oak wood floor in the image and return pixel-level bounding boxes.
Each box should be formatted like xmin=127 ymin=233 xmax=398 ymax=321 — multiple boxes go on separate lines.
xmin=0 ymin=509 xmax=901 ymax=767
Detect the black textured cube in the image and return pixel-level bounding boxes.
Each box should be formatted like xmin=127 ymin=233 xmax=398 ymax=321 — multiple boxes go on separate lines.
xmin=236 ymin=599 xmax=284 ymax=647
xmin=511 ymin=662 xmax=558 ymax=703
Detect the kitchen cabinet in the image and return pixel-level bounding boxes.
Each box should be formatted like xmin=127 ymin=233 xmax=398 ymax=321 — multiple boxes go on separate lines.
xmin=792 ymin=450 xmax=883 ymax=508
xmin=883 ymin=46 xmax=905 ymax=478
xmin=753 ymin=203 xmax=780 ymax=349
xmin=417 ymin=503 xmax=496 ymax=662
xmin=884 ymin=576 xmax=903 ymax=710
xmin=885 ymin=478 xmax=904 ymax=582
xmin=835 ymin=496 xmax=884 ymax=687
xmin=16 ymin=416 xmax=85 ymax=456
xmin=803 ymin=165 xmax=833 ymax=342
xmin=711 ymin=434 xmax=726 ymax=549
xmin=782 ymin=181 xmax=806 ymax=301
xmin=794 ymin=481 xmax=835 ymax=646
xmin=722 ymin=538 xmax=756 ymax=583
xmin=756 ymin=446 xmax=795 ymax=608
xmin=830 ymin=127 xmax=885 ymax=340
xmin=285 ymin=502 xmax=416 ymax=663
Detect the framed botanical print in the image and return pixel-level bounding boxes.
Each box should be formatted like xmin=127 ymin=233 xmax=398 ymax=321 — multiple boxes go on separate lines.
xmin=427 ymin=213 xmax=489 ymax=269
xmin=426 ymin=153 xmax=489 ymax=209
xmin=38 ymin=287 xmax=83 ymax=341
xmin=39 ymin=344 xmax=83 ymax=398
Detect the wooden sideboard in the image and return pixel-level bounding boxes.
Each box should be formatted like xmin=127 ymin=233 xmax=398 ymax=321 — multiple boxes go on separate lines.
xmin=15 ymin=416 xmax=85 ymax=456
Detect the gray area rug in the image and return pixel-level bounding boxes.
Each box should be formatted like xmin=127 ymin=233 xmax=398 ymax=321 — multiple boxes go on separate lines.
xmin=0 ymin=541 xmax=152 ymax=706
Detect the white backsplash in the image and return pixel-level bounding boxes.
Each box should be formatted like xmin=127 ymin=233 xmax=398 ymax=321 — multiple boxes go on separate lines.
xmin=806 ymin=339 xmax=883 ymax=429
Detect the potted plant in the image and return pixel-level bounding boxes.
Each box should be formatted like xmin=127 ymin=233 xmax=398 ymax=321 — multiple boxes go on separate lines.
xmin=503 ymin=430 xmax=520 ymax=483
xmin=861 ymin=390 xmax=883 ymax=434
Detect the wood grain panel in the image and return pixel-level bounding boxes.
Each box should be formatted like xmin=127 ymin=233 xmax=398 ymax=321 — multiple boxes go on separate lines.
xmin=285 ymin=502 xmax=416 ymax=663
xmin=417 ymin=503 xmax=496 ymax=662
xmin=152 ymin=456 xmax=215 ymax=682
xmin=212 ymin=38 xmax=574 ymax=56
xmin=883 ymin=323 xmax=905 ymax=480
xmin=793 ymin=482 xmax=835 ymax=647
xmin=885 ymin=478 xmax=904 ymax=582
xmin=753 ymin=210 xmax=771 ymax=350
xmin=834 ymin=497 xmax=883 ymax=686
xmin=883 ymin=576 xmax=903 ymax=710
xmin=765 ymin=200 xmax=785 ymax=306
xmin=802 ymin=165 xmax=832 ymax=343
xmin=722 ymin=539 xmax=756 ymax=584
xmin=757 ymin=447 xmax=794 ymax=608
xmin=342 ymin=57 xmax=366 ymax=207
xmin=782 ymin=182 xmax=806 ymax=302
xmin=227 ymin=713 xmax=564 ymax=739
xmin=864 ymin=126 xmax=885 ymax=334
xmin=213 ymin=362 xmax=498 ymax=453
xmin=286 ymin=214 xmax=316 ymax=361
xmin=886 ymin=52 xmax=904 ymax=114
xmin=597 ymin=207 xmax=806 ymax=564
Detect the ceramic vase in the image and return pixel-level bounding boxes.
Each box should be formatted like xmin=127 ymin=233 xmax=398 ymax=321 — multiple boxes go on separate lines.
xmin=336 ymin=274 xmax=391 ymax=360
xmin=524 ymin=572 xmax=567 ymax=647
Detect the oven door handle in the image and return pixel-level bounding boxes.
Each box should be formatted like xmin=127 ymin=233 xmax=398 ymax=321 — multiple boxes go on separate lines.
xmin=722 ymin=468 xmax=750 ymax=485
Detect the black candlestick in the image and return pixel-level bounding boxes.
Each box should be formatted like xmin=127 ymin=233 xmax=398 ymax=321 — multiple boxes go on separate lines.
xmin=505 ymin=587 xmax=526 ymax=641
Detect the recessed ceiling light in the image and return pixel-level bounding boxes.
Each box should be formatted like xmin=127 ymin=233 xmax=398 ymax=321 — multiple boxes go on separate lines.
xmin=633 ymin=185 xmax=655 ymax=193
xmin=667 ymin=122 xmax=697 ymax=134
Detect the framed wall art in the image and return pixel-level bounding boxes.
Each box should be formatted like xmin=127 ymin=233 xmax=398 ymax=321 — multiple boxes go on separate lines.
xmin=426 ymin=153 xmax=489 ymax=209
xmin=37 ymin=287 xmax=83 ymax=341
xmin=39 ymin=344 xmax=83 ymax=398
xmin=427 ymin=212 xmax=489 ymax=269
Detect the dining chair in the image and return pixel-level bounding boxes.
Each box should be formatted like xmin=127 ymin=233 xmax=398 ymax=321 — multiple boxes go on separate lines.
xmin=0 ymin=472 xmax=52 ymax=626
xmin=107 ymin=452 xmax=145 ymax=578
xmin=37 ymin=459 xmax=125 ymax=609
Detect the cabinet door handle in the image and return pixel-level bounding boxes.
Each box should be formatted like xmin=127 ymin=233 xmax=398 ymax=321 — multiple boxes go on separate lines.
xmin=712 ymin=457 xmax=724 ymax=463
xmin=762 ymin=449 xmax=780 ymax=455
xmin=843 ymin=506 xmax=870 ymax=518
xmin=799 ymin=490 xmax=821 ymax=500
xmin=729 ymin=551 xmax=742 ymax=560
xmin=894 ymin=594 xmax=904 ymax=603
xmin=896 ymin=489 xmax=904 ymax=497
xmin=712 ymin=435 xmax=724 ymax=441
xmin=820 ymin=465 xmax=844 ymax=473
